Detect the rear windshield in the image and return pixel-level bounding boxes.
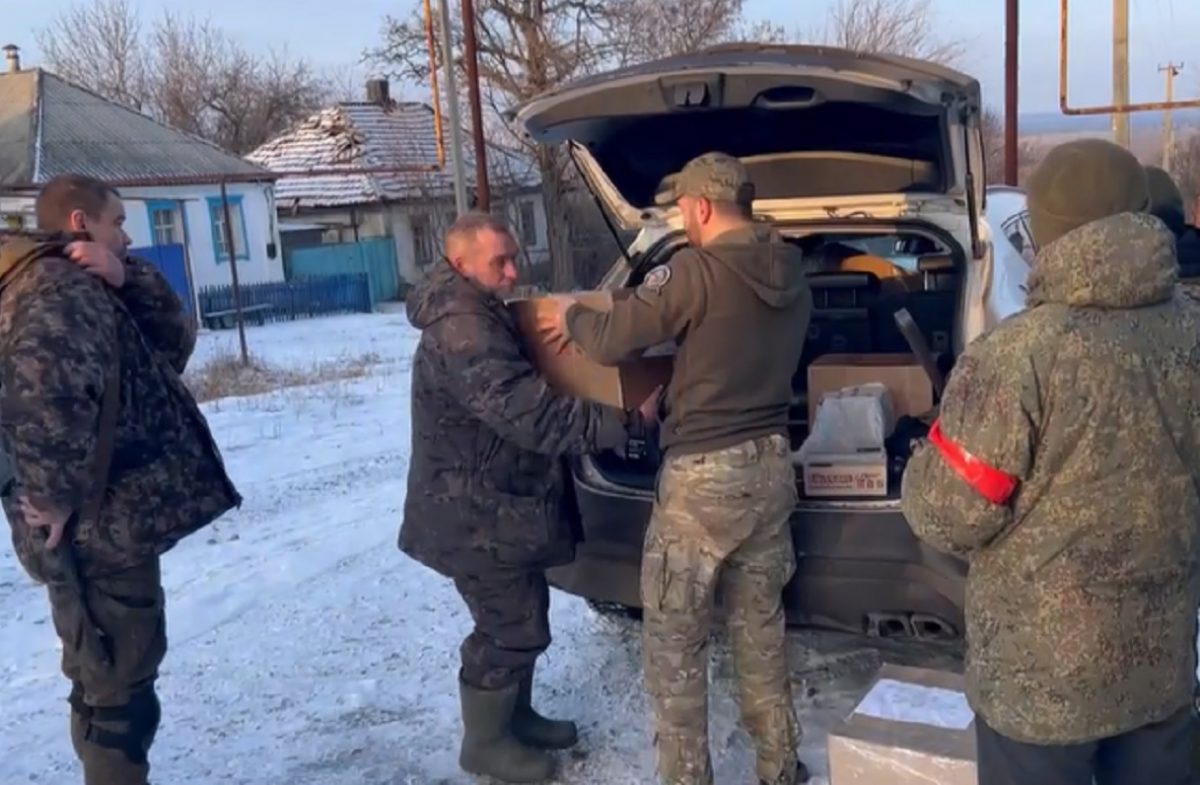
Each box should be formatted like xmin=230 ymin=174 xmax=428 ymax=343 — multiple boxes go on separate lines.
xmin=589 ymin=102 xmax=946 ymax=206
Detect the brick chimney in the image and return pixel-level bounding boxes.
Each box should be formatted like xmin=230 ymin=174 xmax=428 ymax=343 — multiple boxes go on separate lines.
xmin=3 ymin=45 xmax=19 ymax=73
xmin=366 ymin=78 xmax=390 ymax=106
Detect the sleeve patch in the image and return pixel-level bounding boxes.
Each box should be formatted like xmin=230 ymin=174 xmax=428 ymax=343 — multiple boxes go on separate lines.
xmin=642 ymin=264 xmax=672 ymax=291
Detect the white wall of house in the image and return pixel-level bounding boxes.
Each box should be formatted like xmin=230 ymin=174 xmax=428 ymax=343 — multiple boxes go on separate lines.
xmin=268 ymin=190 xmax=551 ymax=287
xmin=122 ymin=182 xmax=284 ymax=297
xmin=279 ymin=208 xmax=389 ymax=243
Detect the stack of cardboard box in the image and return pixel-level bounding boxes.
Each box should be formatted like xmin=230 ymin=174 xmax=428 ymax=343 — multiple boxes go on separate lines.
xmin=800 ymin=354 xmax=934 ymax=498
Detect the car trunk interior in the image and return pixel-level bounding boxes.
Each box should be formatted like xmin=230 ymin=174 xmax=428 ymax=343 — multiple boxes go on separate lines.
xmin=592 ymin=221 xmax=961 ymax=502
xmin=582 ymin=101 xmax=950 ymax=207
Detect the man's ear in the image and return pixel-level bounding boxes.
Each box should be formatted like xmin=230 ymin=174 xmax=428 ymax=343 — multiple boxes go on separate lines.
xmin=66 ymin=209 xmax=88 ymax=233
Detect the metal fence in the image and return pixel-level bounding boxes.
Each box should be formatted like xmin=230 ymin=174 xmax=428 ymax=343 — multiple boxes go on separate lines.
xmin=198 ymin=274 xmax=372 ymax=329
xmin=287 ymin=237 xmax=402 ymax=305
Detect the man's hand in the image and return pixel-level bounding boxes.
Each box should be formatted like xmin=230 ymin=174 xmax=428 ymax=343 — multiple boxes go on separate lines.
xmin=66 ymin=242 xmax=125 ymax=289
xmin=638 ymin=385 xmax=663 ymax=424
xmin=535 ymin=297 xmax=574 ymax=355
xmin=19 ymin=498 xmax=71 ymax=550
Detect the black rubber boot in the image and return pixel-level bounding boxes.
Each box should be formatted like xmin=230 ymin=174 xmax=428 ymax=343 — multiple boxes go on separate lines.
xmin=512 ymin=670 xmax=578 ymax=751
xmin=459 ymin=679 xmax=555 ymax=783
xmin=760 ymin=760 xmax=811 ymax=785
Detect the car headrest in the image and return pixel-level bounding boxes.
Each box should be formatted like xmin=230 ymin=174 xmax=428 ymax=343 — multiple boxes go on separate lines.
xmin=806 ymin=271 xmax=880 ymax=289
xmin=917 ymin=254 xmax=954 ymax=273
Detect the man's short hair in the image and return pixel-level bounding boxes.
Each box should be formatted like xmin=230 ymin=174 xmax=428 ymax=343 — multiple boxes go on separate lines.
xmin=35 ymin=174 xmax=120 ymax=232
xmin=444 ymin=212 xmax=513 ymax=261
xmin=444 ymin=211 xmax=512 ymax=253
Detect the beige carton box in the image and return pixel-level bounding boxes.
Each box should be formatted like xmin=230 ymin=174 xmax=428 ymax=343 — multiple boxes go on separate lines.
xmin=828 ymin=664 xmax=977 ymax=785
xmin=808 ymin=354 xmax=934 ymax=425
xmin=801 ymin=449 xmax=889 ymax=498
xmin=508 ymin=291 xmax=674 ymax=410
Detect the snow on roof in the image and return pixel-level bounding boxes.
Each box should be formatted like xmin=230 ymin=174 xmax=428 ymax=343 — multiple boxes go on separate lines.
xmin=248 ymin=102 xmax=461 ymax=208
xmin=247 ymin=101 xmax=540 ymax=209
xmin=0 ymin=68 xmax=272 ymax=187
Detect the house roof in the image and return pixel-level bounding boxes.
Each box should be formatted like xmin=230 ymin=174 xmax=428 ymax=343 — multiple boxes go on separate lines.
xmin=247 ymin=100 xmax=539 ymax=209
xmin=0 ymin=68 xmax=272 ymax=188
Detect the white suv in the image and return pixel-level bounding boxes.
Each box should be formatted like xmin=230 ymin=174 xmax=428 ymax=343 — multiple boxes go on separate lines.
xmin=509 ymin=44 xmax=1028 ymax=640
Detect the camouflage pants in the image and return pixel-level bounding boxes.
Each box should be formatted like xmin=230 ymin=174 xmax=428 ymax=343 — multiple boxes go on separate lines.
xmin=641 ymin=434 xmax=800 ymax=785
xmin=454 ymin=570 xmax=551 ymax=690
xmin=48 ymin=557 xmax=166 ymax=785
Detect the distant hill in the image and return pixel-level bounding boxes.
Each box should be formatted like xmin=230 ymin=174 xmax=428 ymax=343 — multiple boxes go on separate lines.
xmin=1019 ymin=110 xmax=1200 ymax=136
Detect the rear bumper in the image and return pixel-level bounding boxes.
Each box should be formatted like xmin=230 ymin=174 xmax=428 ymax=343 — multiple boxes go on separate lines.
xmin=551 ymin=458 xmax=967 ymax=638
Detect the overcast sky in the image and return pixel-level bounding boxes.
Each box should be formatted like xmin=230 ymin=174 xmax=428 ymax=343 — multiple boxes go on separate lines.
xmin=7 ymin=0 xmax=1197 ymax=113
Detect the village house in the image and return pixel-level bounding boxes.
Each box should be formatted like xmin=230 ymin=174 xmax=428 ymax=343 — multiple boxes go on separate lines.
xmin=0 ymin=45 xmax=284 ymax=317
xmin=246 ymin=78 xmax=548 ymax=289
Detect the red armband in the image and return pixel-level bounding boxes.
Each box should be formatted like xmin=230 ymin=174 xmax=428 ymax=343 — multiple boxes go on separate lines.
xmin=927 ymin=419 xmax=1019 ymax=505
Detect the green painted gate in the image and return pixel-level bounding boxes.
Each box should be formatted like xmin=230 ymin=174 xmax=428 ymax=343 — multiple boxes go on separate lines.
xmin=288 ymin=237 xmax=401 ymax=305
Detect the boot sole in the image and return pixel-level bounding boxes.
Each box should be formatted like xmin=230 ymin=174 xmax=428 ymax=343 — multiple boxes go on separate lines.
xmin=460 ymin=751 xmax=555 ymax=783
xmin=512 ymin=729 xmax=578 ymax=751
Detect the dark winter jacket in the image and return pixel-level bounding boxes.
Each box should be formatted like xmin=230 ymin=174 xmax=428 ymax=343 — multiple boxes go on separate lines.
xmin=902 ymin=212 xmax=1200 ymax=745
xmin=0 ymin=234 xmax=240 ymax=581
xmin=400 ymin=260 xmax=633 ymax=578
xmin=1176 ymin=225 xmax=1200 ymax=279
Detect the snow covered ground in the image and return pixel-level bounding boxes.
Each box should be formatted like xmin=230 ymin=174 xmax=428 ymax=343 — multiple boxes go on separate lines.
xmin=0 ymin=312 xmax=959 ymax=784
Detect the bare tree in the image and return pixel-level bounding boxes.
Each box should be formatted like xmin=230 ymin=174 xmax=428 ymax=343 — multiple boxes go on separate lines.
xmin=37 ymin=0 xmax=148 ymax=110
xmin=980 ymin=107 xmax=1045 ymax=186
xmin=817 ymin=0 xmax=964 ymax=66
xmin=375 ymin=0 xmax=745 ymax=290
xmin=610 ymin=0 xmax=749 ymax=64
xmin=37 ymin=0 xmax=332 ymax=155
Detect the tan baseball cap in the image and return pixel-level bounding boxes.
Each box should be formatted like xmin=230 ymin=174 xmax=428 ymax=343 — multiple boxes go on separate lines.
xmin=654 ymin=152 xmax=755 ymax=207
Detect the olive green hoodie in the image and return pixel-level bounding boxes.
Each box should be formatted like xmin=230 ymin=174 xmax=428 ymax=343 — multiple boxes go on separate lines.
xmin=566 ymin=223 xmax=812 ymax=456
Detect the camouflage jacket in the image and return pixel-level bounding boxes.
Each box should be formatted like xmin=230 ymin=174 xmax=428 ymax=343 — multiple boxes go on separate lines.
xmin=901 ymin=212 xmax=1200 ymax=745
xmin=0 ymin=235 xmax=241 ymax=580
xmin=399 ymin=260 xmax=632 ymax=578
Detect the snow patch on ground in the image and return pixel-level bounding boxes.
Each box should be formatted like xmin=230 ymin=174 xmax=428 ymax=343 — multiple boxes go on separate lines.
xmin=0 ymin=313 xmax=961 ymax=784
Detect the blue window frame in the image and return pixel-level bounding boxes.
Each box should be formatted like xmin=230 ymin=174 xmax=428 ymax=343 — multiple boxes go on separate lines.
xmin=145 ymin=199 xmax=183 ymax=247
xmin=206 ymin=195 xmax=250 ymax=264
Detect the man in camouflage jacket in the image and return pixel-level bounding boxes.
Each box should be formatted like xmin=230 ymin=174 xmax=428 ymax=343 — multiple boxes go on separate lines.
xmin=1 ymin=174 xmax=241 ymax=785
xmin=902 ymin=139 xmax=1200 ymax=785
xmin=400 ymin=212 xmax=647 ymax=783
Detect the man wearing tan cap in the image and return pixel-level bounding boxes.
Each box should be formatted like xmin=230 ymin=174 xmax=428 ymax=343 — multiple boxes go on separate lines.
xmin=540 ymin=152 xmax=813 ymax=785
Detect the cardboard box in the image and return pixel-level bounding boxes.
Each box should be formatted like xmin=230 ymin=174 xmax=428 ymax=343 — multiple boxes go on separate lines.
xmin=808 ymin=354 xmax=934 ymax=425
xmin=800 ymin=449 xmax=888 ymax=497
xmin=828 ymin=664 xmax=977 ymax=785
xmin=508 ymin=291 xmax=674 ymax=410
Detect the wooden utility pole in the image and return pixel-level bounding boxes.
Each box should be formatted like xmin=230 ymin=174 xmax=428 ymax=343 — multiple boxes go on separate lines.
xmin=218 ymin=179 xmax=250 ymax=366
xmin=1004 ymin=0 xmax=1019 ymax=186
xmin=1160 ymin=62 xmax=1184 ymax=172
xmin=460 ymin=0 xmax=490 ymax=211
xmin=1112 ymin=0 xmax=1131 ymax=148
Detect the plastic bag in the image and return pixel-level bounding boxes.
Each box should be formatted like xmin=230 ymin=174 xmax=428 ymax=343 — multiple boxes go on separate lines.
xmin=795 ymin=383 xmax=896 ymax=461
